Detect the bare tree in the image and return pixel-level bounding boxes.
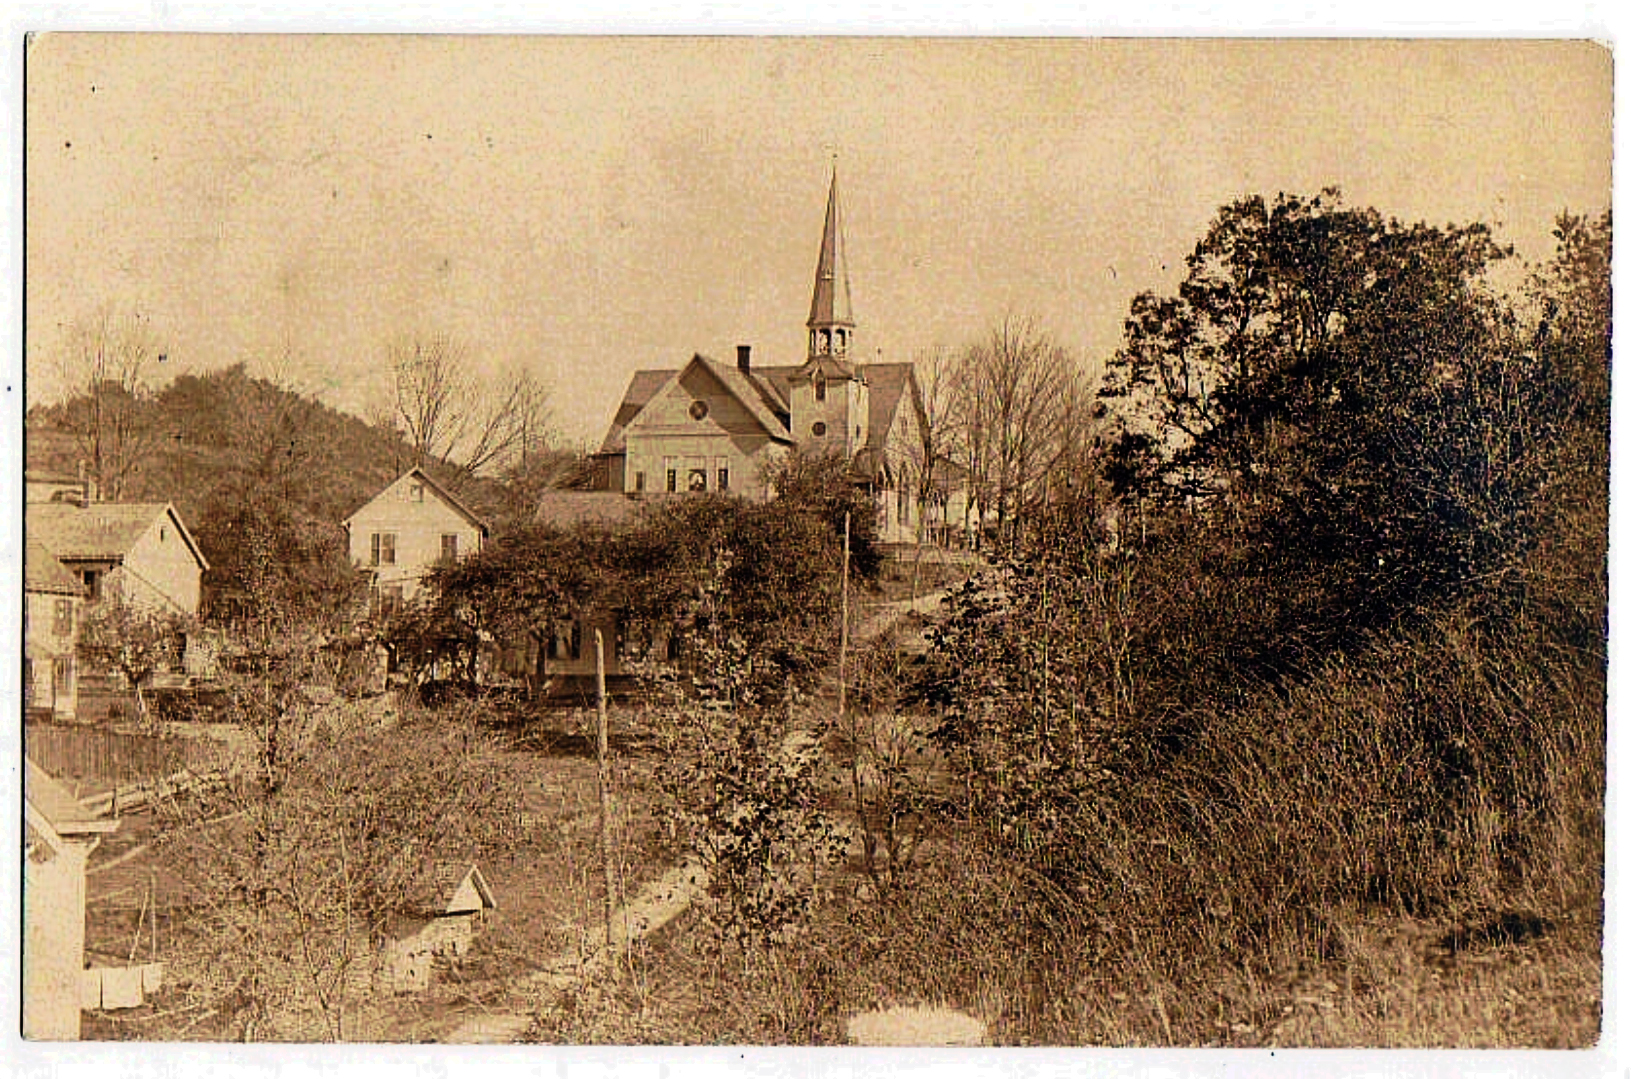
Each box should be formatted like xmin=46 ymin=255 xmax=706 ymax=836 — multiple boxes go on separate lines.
xmin=153 ymin=647 xmax=524 ymax=1041
xmin=948 ymin=317 xmax=1078 ymax=547
xmin=897 ymin=345 xmax=959 ymax=548
xmin=388 ymin=334 xmax=552 ymax=481
xmin=50 ymin=308 xmax=166 ymax=499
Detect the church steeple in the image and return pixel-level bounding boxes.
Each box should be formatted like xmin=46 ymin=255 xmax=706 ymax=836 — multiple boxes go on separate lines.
xmin=806 ymin=164 xmax=855 ymax=362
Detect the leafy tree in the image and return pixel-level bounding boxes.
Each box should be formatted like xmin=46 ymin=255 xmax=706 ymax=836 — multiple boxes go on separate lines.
xmin=645 ymin=633 xmax=848 ymax=957
xmin=762 ymin=446 xmax=882 ymax=580
xmin=1096 ymin=190 xmax=1547 ymax=664
xmin=396 ymin=520 xmax=618 ymax=691
xmin=1518 ymin=210 xmax=1611 ymax=642
xmin=77 ymin=597 xmax=190 ymax=727
xmin=195 ymin=483 xmax=363 ymax=632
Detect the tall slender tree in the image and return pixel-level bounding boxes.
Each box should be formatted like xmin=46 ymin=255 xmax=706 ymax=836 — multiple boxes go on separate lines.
xmin=50 ymin=307 xmax=166 ymax=499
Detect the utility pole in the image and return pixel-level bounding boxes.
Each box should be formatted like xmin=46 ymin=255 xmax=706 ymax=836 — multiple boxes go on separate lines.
xmin=594 ymin=630 xmax=616 ymax=960
xmin=838 ymin=511 xmax=851 ymax=722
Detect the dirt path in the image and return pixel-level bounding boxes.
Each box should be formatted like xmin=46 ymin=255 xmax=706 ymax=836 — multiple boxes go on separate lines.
xmin=443 ymin=585 xmax=961 ymax=1044
xmin=442 ymin=857 xmax=710 ymax=1043
xmin=853 ymin=583 xmax=960 ymax=645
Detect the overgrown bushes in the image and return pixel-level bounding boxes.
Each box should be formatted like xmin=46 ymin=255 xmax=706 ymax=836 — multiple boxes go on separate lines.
xmin=911 ymin=205 xmax=1608 ymax=1042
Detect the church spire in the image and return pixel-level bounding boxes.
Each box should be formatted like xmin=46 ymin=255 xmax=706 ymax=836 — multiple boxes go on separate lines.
xmin=806 ymin=163 xmax=855 ymax=361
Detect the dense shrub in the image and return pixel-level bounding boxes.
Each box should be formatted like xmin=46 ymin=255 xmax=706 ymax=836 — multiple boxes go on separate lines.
xmin=924 ymin=205 xmax=1608 ymax=1008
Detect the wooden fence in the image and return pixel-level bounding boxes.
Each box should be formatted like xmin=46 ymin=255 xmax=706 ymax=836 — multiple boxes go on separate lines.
xmin=23 ymin=723 xmax=226 ymax=788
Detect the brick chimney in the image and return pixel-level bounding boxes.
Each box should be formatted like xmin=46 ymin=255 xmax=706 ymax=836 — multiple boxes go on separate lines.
xmin=736 ymin=344 xmax=751 ymax=373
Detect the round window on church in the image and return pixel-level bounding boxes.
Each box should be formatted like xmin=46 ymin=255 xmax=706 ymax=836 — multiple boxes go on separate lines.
xmin=689 ymin=399 xmax=709 ymax=420
xmin=812 ymin=421 xmax=827 ymax=437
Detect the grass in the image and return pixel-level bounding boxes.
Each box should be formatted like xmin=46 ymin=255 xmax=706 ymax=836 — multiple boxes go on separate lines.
xmin=518 ymin=823 xmax=1600 ymax=1048
xmin=519 ymin=582 xmax=1605 ymax=1048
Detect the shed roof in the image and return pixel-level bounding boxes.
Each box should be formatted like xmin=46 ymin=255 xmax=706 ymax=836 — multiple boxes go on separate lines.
xmin=25 ymin=760 xmax=119 ymax=837
xmin=403 ymin=863 xmax=496 ymax=918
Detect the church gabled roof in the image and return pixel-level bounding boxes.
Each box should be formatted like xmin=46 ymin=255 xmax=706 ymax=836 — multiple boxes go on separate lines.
xmin=859 ymin=362 xmax=917 ymax=451
xmin=689 ymin=353 xmax=796 ymax=443
xmin=596 ymin=368 xmax=677 ymax=455
xmin=806 ymin=167 xmax=854 ymax=331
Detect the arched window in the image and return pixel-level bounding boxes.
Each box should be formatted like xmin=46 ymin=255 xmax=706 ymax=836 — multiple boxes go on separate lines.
xmin=814 ymin=374 xmax=827 ymax=402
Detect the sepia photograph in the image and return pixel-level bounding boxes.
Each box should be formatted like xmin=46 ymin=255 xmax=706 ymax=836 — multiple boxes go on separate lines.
xmin=17 ymin=32 xmax=1612 ymax=1052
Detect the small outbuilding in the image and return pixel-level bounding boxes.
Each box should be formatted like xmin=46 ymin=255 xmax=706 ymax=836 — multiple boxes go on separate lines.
xmin=378 ymin=863 xmax=496 ymax=994
xmin=23 ymin=760 xmax=120 ymax=1040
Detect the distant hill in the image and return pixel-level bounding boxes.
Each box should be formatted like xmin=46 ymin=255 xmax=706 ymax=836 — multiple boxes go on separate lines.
xmin=26 ymin=364 xmax=420 ymax=532
xmin=27 ymin=364 xmax=587 ymax=609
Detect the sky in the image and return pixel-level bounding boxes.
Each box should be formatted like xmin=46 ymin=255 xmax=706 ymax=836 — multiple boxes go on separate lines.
xmin=24 ymin=36 xmax=1613 ymax=447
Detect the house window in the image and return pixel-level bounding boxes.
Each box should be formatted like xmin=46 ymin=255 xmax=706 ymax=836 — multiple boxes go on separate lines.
xmin=634 ymin=471 xmax=646 ymax=493
xmin=717 ymin=468 xmax=729 ymax=491
xmin=53 ymin=657 xmax=73 ymax=696
xmin=689 ymin=399 xmax=709 ymax=421
xmin=688 ymin=469 xmax=707 ymax=492
xmin=52 ymin=599 xmax=73 ymax=637
xmin=814 ymin=374 xmax=827 ymax=402
xmin=441 ymin=534 xmax=460 ymax=564
xmin=80 ymin=569 xmax=101 ymax=603
xmin=569 ymin=621 xmax=582 ymax=661
xmin=666 ymin=470 xmax=678 ymax=493
xmin=378 ymin=584 xmax=404 ymax=617
xmin=410 ymin=483 xmax=425 ymax=502
xmin=812 ymin=421 xmax=827 ymax=437
xmin=371 ymin=532 xmax=397 ymax=566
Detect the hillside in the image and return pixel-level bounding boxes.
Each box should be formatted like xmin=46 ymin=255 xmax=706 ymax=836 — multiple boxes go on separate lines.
xmin=25 ymin=365 xmax=561 ymax=623
xmin=28 ymin=365 xmax=409 ymax=526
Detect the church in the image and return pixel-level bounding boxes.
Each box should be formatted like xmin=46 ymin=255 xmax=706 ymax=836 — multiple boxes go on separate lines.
xmin=580 ymin=168 xmax=938 ymax=545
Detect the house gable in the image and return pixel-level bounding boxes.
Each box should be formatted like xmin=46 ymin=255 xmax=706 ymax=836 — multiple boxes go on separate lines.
xmin=28 ymin=503 xmax=207 ymax=615
xmin=343 ymin=467 xmax=489 ymax=536
xmin=342 ymin=468 xmax=489 ymax=602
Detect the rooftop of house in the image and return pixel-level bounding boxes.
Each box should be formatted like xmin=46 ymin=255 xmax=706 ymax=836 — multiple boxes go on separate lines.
xmin=535 ymin=490 xmax=646 ymax=530
xmin=400 ymin=862 xmax=496 ymax=920
xmin=343 ymin=465 xmax=491 ymax=536
xmin=27 ymin=501 xmax=209 ymax=570
xmin=24 ymin=535 xmax=86 ymax=597
xmin=24 ymin=469 xmax=82 ymax=485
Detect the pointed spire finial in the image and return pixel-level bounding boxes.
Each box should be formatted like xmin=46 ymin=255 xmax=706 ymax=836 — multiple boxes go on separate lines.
xmin=807 ymin=163 xmax=855 ymax=359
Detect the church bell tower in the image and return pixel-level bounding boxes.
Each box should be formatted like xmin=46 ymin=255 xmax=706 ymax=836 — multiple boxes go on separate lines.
xmin=792 ymin=164 xmax=868 ymax=456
